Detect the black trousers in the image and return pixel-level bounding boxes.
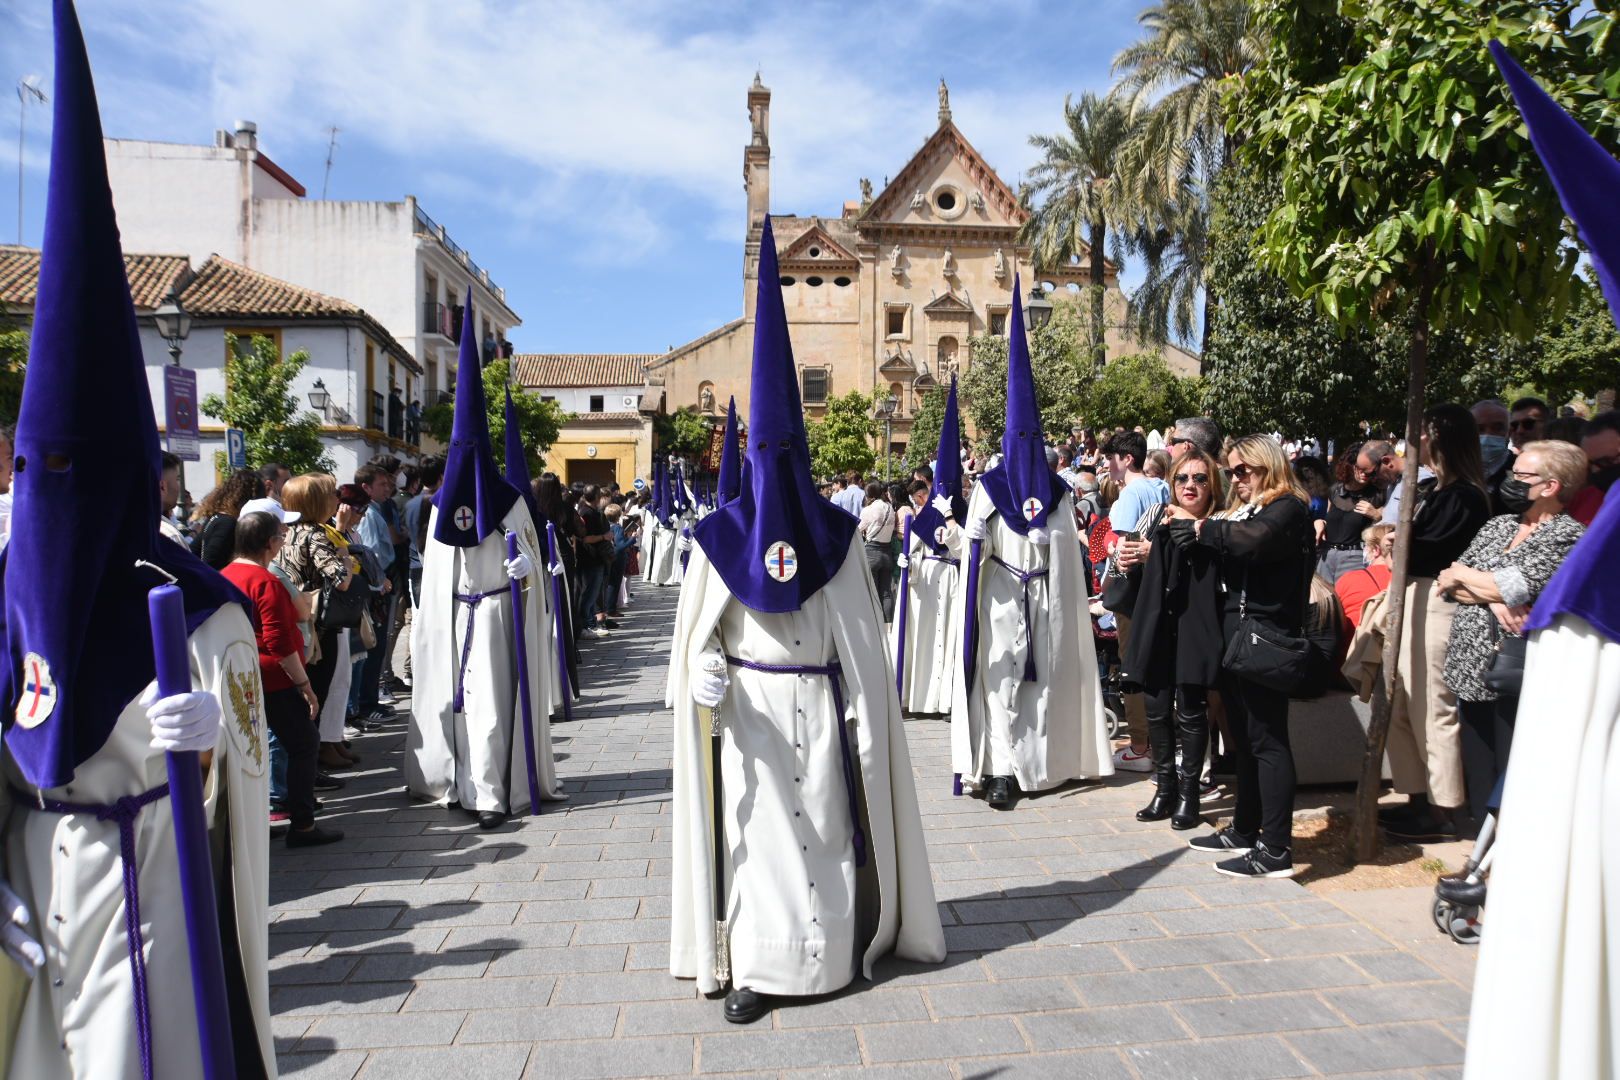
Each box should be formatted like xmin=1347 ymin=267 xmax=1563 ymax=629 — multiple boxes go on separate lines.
xmin=306 ymin=626 xmax=341 ymax=724
xmin=1459 ymin=695 xmax=1517 ymax=823
xmin=264 ymin=685 xmax=320 ymax=829
xmin=1143 ymin=684 xmax=1210 ymax=764
xmin=1221 ymin=671 xmax=1296 ymax=849
xmin=865 ymin=541 xmax=895 ymax=621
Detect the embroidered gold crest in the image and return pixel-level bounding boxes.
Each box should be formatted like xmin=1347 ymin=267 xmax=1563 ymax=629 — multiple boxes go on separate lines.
xmin=224 ymin=667 xmax=266 ymax=769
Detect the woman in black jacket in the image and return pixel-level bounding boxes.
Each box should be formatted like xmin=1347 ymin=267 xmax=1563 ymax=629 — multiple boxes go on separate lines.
xmin=1186 ymin=435 xmax=1314 ymax=879
xmin=189 ymin=468 xmax=264 ymax=569
xmin=1122 ymin=446 xmax=1227 ymax=830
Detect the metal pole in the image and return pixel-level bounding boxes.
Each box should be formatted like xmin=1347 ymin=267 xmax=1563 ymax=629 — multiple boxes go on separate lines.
xmin=16 ymin=86 xmax=25 ymax=245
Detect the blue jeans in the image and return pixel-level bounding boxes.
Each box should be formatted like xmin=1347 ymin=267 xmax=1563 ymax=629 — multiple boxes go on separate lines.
xmin=578 ymin=561 xmax=606 ymax=627
xmin=269 ymin=729 xmax=287 ymax=805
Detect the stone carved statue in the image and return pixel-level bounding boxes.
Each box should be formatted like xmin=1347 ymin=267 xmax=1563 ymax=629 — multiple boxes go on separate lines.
xmin=938 ymin=79 xmax=951 ymax=124
xmin=970 ymin=190 xmax=985 ymax=212
xmin=942 ymin=247 xmax=956 ymax=276
xmin=890 ymin=245 xmax=904 ymax=279
xmin=750 ymin=103 xmax=765 ymax=146
xmin=911 ymin=190 xmax=926 ymax=211
xmin=860 ymin=177 xmax=873 ymax=203
xmin=699 ymin=385 xmax=716 ymax=413
xmin=993 ymin=247 xmax=1007 ymax=278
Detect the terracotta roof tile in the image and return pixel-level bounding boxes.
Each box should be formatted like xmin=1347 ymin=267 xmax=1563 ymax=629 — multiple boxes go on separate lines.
xmin=179 ymin=255 xmax=360 ymax=319
xmin=0 ymin=244 xmax=189 ymax=309
xmin=513 ymin=354 xmax=654 ymax=389
xmin=566 ymin=411 xmax=646 ymax=424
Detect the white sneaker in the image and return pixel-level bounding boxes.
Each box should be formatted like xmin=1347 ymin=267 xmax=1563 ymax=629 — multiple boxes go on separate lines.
xmin=584 ymin=627 xmax=610 ymax=639
xmin=1113 ymin=744 xmax=1153 ymax=773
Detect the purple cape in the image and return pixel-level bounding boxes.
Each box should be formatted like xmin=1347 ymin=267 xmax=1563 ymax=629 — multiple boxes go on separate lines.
xmin=693 ymin=217 xmax=855 ymax=613
xmin=977 ymin=280 xmax=1066 ymax=533
xmin=434 ymin=288 xmax=519 ymax=546
xmin=0 ymin=0 xmax=247 ymax=789
xmin=907 ymin=376 xmax=968 ymax=555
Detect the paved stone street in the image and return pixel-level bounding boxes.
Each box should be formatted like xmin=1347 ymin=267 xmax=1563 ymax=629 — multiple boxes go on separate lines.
xmin=271 ymin=586 xmax=1474 ymax=1080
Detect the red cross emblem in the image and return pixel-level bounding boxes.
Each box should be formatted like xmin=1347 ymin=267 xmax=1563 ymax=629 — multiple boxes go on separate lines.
xmin=763 ymin=541 xmax=798 ymax=582
xmin=934 ymin=525 xmax=948 ymax=546
xmin=15 ymin=652 xmax=57 ymax=729
xmin=1022 ymin=497 xmax=1044 ymax=521
xmin=453 ymin=505 xmax=475 ymax=531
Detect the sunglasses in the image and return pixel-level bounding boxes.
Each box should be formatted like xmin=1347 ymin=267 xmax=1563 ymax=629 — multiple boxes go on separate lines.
xmin=1167 ymin=437 xmax=1194 ymax=447
xmin=1173 ymin=472 xmax=1210 ymax=486
xmin=1223 ymin=464 xmax=1255 ymax=480
xmin=1509 ymin=419 xmax=1540 ymax=431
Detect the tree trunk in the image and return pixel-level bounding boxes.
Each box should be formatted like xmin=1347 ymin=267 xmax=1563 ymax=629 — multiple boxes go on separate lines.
xmin=1089 ymin=221 xmax=1108 ymax=374
xmin=1348 ymin=257 xmax=1434 ymax=864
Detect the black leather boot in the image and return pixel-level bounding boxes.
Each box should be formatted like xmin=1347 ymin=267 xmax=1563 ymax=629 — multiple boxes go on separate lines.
xmin=987 ymin=775 xmax=1015 ymax=810
xmin=1172 ymin=699 xmax=1210 ymax=830
xmin=1136 ymin=710 xmax=1176 ymax=822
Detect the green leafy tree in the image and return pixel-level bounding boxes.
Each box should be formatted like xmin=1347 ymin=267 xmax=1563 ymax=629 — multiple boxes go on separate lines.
xmin=902 ymin=384 xmax=950 ymax=472
xmin=1083 ymin=353 xmax=1205 ymax=433
xmin=1021 ymin=92 xmax=1140 ymax=370
xmin=1238 ymin=0 xmax=1620 ymax=860
xmin=201 ymin=334 xmax=334 ymax=475
xmin=653 ymin=406 xmax=715 ymax=460
xmin=805 ymin=390 xmax=877 ymax=479
xmin=0 ymin=319 xmax=27 ymax=425
xmin=423 ymin=359 xmax=568 ymax=476
xmin=961 ymin=303 xmax=1090 ymax=451
xmin=1512 ymin=273 xmax=1620 ymax=409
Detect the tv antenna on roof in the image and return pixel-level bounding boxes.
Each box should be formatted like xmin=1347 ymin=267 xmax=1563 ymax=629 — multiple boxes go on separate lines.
xmin=16 ymin=75 xmax=47 ymax=244
xmin=321 ymin=126 xmax=340 ymax=199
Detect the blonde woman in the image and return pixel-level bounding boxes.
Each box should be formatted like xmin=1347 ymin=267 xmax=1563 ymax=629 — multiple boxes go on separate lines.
xmin=1185 ymin=435 xmax=1314 ymax=878
xmin=275 ymin=474 xmax=355 ymax=747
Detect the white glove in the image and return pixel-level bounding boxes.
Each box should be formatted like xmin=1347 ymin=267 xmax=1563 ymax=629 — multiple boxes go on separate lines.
xmin=691 ymin=663 xmax=728 ymax=708
xmin=896 ymin=554 xmax=909 ymax=569
xmin=548 ymin=561 xmax=566 ymax=577
xmin=1027 ymin=526 xmax=1051 ymax=546
xmin=504 ymin=552 xmax=533 ymax=580
xmin=930 ymin=493 xmax=955 ymax=519
xmin=143 ymin=687 xmax=222 ymax=755
xmin=0 ymin=879 xmax=42 ymax=978
xmin=964 ymin=515 xmax=988 ymax=542
xmin=678 ymin=535 xmax=694 ymax=552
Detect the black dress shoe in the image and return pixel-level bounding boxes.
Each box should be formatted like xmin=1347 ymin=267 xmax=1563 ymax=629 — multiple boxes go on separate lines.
xmin=986 ymin=775 xmax=1014 ymax=810
xmin=477 ymin=810 xmax=507 ymax=830
xmin=723 ymin=987 xmax=771 ymax=1024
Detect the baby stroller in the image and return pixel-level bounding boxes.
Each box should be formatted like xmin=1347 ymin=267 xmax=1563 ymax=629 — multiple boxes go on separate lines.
xmin=1431 ymin=773 xmax=1502 ymax=945
xmin=1092 ymin=609 xmax=1124 ymax=740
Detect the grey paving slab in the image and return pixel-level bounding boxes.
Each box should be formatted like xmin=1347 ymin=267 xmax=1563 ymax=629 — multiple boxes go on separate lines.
xmin=269 ymin=585 xmax=1481 ymax=1078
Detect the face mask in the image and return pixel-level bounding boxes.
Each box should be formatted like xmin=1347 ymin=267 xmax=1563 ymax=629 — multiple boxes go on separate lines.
xmin=1497 ymin=476 xmax=1534 ymax=515
xmin=1480 ymin=435 xmax=1510 ymax=476
xmin=396 ymin=472 xmax=407 ymax=488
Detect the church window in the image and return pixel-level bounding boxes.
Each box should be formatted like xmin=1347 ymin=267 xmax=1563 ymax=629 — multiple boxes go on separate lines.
xmin=779 ymin=276 xmax=796 ymax=286
xmin=988 ymin=310 xmax=1008 ymax=337
xmin=935 ymin=190 xmax=956 ymax=211
xmin=806 ymin=276 xmax=824 ymax=287
xmin=589 ymin=394 xmax=604 ymax=412
xmin=801 ymin=367 xmax=830 ymax=404
xmin=886 ymin=305 xmax=910 ymax=339
xmin=808 ymin=246 xmax=822 ymax=258
xmin=834 ymin=276 xmax=851 ymax=287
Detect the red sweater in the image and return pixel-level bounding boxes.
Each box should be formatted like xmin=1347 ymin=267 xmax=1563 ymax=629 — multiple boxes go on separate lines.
xmin=222 ymin=561 xmax=305 ymax=692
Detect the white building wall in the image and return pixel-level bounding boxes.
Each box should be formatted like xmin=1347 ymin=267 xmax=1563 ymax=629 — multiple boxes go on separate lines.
xmin=538 ymin=386 xmax=645 ymax=413
xmin=106 ymin=141 xmax=245 ymax=266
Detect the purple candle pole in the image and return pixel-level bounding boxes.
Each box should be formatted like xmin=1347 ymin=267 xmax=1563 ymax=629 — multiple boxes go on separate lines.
xmin=507 ymin=533 xmax=544 ymax=816
xmin=546 ymin=523 xmax=576 ymax=723
xmin=956 ymin=536 xmax=984 ymax=797
xmin=148 ymin=582 xmax=236 ymax=1080
xmin=894 ymin=518 xmax=912 ymax=699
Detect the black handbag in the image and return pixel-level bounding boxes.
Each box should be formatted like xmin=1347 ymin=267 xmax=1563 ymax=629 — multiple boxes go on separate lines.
xmin=1100 ymin=508 xmax=1159 ymax=615
xmin=318 ymin=575 xmax=368 ymax=630
xmin=1482 ymin=630 xmax=1527 ymax=697
xmin=1221 ymin=555 xmax=1317 ymax=696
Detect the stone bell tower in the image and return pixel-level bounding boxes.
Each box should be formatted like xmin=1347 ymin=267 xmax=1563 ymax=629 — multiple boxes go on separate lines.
xmin=743 ymin=73 xmax=772 ymax=312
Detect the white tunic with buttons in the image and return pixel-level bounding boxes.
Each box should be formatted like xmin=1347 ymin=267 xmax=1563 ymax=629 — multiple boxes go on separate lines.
xmin=0 ymin=606 xmax=275 ymax=1079
xmin=408 ymin=503 xmax=564 ymax=814
xmin=950 ymin=485 xmax=1113 ymax=792
xmin=667 ymin=536 xmax=945 ymax=997
xmin=890 ymin=522 xmax=964 ymax=716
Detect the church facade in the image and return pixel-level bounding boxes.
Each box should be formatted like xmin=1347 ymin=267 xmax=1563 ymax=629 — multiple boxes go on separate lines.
xmin=644 ymin=77 xmax=1195 ymax=457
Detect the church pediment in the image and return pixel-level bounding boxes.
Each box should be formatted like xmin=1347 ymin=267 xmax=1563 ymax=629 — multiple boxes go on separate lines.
xmin=878 ymin=348 xmax=917 ymax=376
xmin=861 ymin=122 xmax=1027 ymax=232
xmin=922 ymin=291 xmax=973 ymax=316
xmin=777 ymin=221 xmax=859 ymax=270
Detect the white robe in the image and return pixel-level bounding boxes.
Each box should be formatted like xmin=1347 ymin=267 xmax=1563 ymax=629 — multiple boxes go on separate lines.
xmin=408 ymin=503 xmax=563 ymax=814
xmin=1465 ymin=615 xmax=1620 ymax=1079
xmin=890 ymin=522 xmax=964 ymax=715
xmin=668 ymin=538 xmax=945 ymax=997
xmin=950 ymin=486 xmax=1112 ymax=792
xmin=0 ymin=606 xmax=275 ymax=1079
xmin=648 ymin=520 xmax=681 ymax=587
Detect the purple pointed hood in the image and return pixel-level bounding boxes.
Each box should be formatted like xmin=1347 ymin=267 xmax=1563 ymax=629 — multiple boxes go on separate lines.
xmin=0 ymin=0 xmax=248 ymax=789
xmin=716 ymin=396 xmax=742 ymax=505
xmin=653 ymin=459 xmax=673 ymax=527
xmin=503 ymin=386 xmax=537 ymax=523
xmin=908 ymin=377 xmax=967 ymax=554
xmin=977 ymin=278 xmax=1066 ymax=535
xmin=693 ymin=217 xmax=856 ymax=612
xmin=434 ymin=288 xmax=518 ymax=546
xmin=1494 ymin=42 xmax=1620 ymax=643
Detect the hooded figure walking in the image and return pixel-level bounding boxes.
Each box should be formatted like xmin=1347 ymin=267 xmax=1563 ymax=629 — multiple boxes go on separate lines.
xmin=667 ymin=219 xmax=944 ymax=1024
xmin=408 ymin=292 xmax=563 ymax=829
xmin=644 ymin=461 xmax=681 ymax=588
xmin=0 ymin=3 xmax=275 ymax=1075
xmin=950 ymin=280 xmax=1113 ymax=810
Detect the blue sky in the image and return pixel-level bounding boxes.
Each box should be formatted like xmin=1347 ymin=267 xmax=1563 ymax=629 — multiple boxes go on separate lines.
xmin=2 ymin=0 xmax=1151 ymax=353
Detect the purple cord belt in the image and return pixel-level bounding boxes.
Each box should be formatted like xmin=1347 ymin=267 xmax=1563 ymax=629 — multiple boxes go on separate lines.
xmin=987 ymin=555 xmax=1049 ymax=683
xmin=721 ymin=655 xmax=867 ymax=868
xmin=922 ymin=554 xmax=961 ymax=567
xmin=453 ymin=587 xmax=507 ymax=712
xmin=29 ymin=782 xmax=171 ymax=1080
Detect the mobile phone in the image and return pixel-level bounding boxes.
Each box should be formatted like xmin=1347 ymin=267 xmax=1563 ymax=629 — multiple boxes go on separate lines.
xmin=1120 ymin=531 xmax=1140 ymax=542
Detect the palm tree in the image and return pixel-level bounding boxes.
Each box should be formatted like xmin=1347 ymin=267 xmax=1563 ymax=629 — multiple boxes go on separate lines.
xmin=1127 ymin=179 xmax=1209 ymax=351
xmin=1112 ymin=0 xmax=1266 ymax=350
xmin=1019 ymin=92 xmax=1138 ymax=373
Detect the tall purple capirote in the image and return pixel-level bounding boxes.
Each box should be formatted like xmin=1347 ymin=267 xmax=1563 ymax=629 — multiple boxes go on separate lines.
xmin=975 ymin=278 xmax=1067 ymax=535
xmin=1493 ymin=42 xmax=1620 ymax=644
xmin=693 ymin=217 xmax=856 ymax=612
xmin=0 ymin=0 xmax=246 ymax=790
xmin=717 ymin=396 xmax=742 ymax=505
xmin=653 ymin=458 xmax=673 ymax=527
xmin=434 ymin=288 xmax=519 ymax=546
xmin=906 ymin=376 xmax=967 ymax=555
xmin=504 ymin=385 xmax=538 ymax=524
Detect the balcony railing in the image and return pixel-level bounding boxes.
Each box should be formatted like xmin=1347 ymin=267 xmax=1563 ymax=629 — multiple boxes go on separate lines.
xmin=423 ymin=300 xmax=449 ymax=339
xmin=370 ymin=391 xmax=386 ymax=432
xmin=413 ymin=204 xmax=506 ymax=303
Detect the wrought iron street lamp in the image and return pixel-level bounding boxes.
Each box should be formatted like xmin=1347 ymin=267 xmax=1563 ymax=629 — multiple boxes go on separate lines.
xmin=1022 ymin=282 xmax=1054 ymax=333
xmin=152 ymin=288 xmax=192 ymax=365
xmin=307 ymin=378 xmax=331 ymax=417
xmin=875 ymin=392 xmax=900 ymax=480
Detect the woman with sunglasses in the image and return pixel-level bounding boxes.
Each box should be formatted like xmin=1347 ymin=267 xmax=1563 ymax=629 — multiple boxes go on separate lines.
xmin=1120 ymin=446 xmax=1227 ymax=830
xmin=1184 ymin=436 xmax=1314 ymax=878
